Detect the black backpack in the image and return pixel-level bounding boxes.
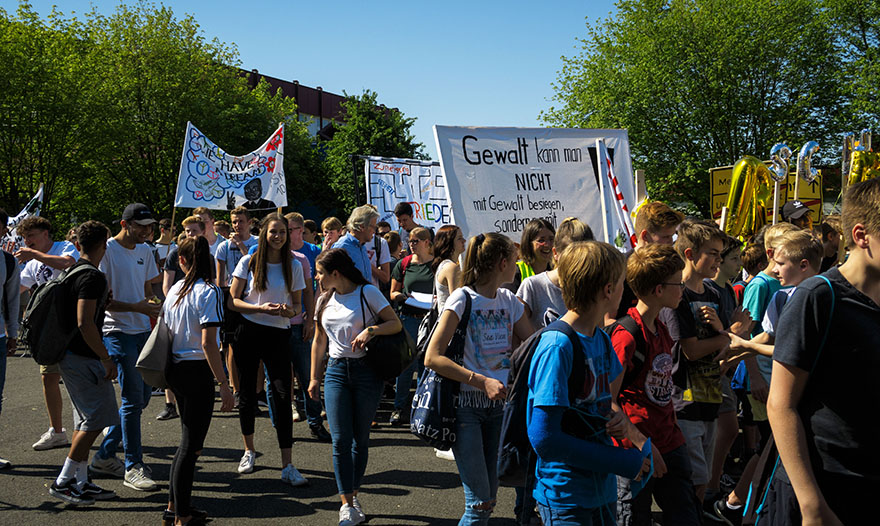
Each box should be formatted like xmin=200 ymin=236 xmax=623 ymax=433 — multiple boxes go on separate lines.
xmin=20 ymin=264 xmax=94 ymax=365
xmin=497 ymin=320 xmax=586 ymax=488
xmin=604 ymin=314 xmax=648 ymax=389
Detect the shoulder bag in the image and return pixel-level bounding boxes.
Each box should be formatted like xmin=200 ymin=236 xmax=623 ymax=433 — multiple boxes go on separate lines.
xmin=360 ymin=285 xmax=416 ymax=381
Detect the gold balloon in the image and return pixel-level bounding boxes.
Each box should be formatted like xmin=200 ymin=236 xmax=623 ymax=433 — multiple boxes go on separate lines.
xmin=724 ymin=156 xmax=771 ymax=239
xmin=848 ymin=150 xmax=880 ymax=185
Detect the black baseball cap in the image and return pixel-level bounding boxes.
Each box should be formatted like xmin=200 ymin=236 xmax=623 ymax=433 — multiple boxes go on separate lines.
xmin=122 ymin=203 xmax=157 ymax=226
xmin=781 ymin=200 xmax=811 ymax=221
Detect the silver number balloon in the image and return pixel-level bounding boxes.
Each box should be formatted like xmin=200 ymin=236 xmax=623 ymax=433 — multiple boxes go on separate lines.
xmin=797 ymin=141 xmax=820 ymax=183
xmin=769 ymin=143 xmax=791 ymax=183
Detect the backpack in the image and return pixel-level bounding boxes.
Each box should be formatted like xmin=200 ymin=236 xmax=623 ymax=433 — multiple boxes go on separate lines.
xmin=604 ymin=314 xmax=648 ymax=389
xmin=497 ymin=320 xmax=586 ymax=488
xmin=20 ymin=264 xmax=95 ymax=365
xmin=1 ymin=251 xmax=16 ymax=325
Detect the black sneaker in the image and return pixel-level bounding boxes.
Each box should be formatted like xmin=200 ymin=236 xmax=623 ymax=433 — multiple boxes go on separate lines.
xmin=389 ymin=410 xmax=403 ymax=426
xmin=79 ymin=480 xmax=117 ymax=500
xmin=309 ymin=424 xmax=332 ymax=443
xmin=49 ymin=480 xmax=95 ymax=506
xmin=713 ymin=497 xmax=743 ymax=526
xmin=156 ymin=404 xmax=179 ymax=421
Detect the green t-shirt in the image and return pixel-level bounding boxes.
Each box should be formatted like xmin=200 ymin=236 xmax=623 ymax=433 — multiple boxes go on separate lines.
xmin=391 ymin=258 xmax=434 ymax=296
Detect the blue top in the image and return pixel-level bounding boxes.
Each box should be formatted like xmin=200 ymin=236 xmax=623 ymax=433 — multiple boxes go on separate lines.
xmin=332 ymin=233 xmax=372 ymax=283
xmin=527 ymin=328 xmax=635 ymax=509
xmin=296 ymin=242 xmax=321 ymax=277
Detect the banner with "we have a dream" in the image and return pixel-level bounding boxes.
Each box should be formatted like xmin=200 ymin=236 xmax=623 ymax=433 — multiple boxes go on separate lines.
xmin=433 ymin=126 xmax=636 ymax=247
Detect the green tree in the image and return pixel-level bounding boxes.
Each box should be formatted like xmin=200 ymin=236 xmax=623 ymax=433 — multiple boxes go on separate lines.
xmin=543 ymin=0 xmax=844 ymax=216
xmin=826 ymin=0 xmax=880 ymax=131
xmin=325 ymin=90 xmax=425 ymax=214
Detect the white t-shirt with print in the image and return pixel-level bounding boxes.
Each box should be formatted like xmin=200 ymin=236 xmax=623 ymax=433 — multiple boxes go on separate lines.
xmin=232 ymin=254 xmax=305 ymax=329
xmin=216 ymin=236 xmax=258 ymax=286
xmin=320 ymin=284 xmax=390 ymax=359
xmin=20 ymin=241 xmax=79 ymax=289
xmin=100 ymin=238 xmax=160 ymax=334
xmin=443 ymin=286 xmax=525 ymax=402
xmin=163 ymin=279 xmax=223 ymax=362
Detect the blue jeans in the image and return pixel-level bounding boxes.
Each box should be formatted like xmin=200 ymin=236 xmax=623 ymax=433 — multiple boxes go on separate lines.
xmin=451 ymin=404 xmax=504 ymax=526
xmin=266 ymin=324 xmax=324 ymax=428
xmin=324 ymin=357 xmax=383 ymax=495
xmin=0 ymin=337 xmax=6 ymax=415
xmin=97 ymin=331 xmax=151 ymax=470
xmin=537 ymin=503 xmax=616 ymax=525
xmin=394 ymin=313 xmax=424 ymax=410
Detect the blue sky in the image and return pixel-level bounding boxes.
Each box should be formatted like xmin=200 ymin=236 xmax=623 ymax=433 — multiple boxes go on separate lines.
xmin=4 ymin=0 xmax=619 ymax=159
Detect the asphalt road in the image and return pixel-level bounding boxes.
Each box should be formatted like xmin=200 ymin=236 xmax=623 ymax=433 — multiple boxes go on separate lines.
xmin=0 ymin=354 xmax=520 ymax=525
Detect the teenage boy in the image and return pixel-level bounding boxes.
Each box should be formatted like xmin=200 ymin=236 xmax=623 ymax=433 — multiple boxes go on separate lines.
xmin=658 ymin=220 xmax=733 ymax=503
xmin=528 ymin=241 xmax=650 ymax=524
xmin=394 ymin=202 xmax=419 ymax=253
xmin=780 ymin=200 xmax=812 ymax=230
xmin=15 ymin=216 xmax=78 ymax=451
xmin=302 ymin=219 xmax=319 ymax=245
xmin=732 ymin=243 xmax=767 ymax=303
xmin=614 ymin=201 xmax=684 ymax=319
xmin=814 ymin=217 xmax=841 ymax=272
xmin=0 ymin=208 xmax=20 ymax=470
xmin=285 ymin=212 xmax=321 ymax=278
xmin=612 ymin=244 xmax=702 ymax=526
xmin=90 ymin=203 xmax=162 ymax=491
xmin=767 ymin=178 xmax=880 ymax=525
xmin=215 ymin=206 xmax=257 ymax=402
xmin=49 ymin=221 xmax=119 ymax=505
xmin=192 ymin=206 xmax=223 ymax=256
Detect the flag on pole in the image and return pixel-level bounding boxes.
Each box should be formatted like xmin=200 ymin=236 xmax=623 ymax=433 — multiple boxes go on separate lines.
xmin=2 ymin=184 xmax=44 ymax=254
xmin=596 ymin=139 xmax=637 ymax=252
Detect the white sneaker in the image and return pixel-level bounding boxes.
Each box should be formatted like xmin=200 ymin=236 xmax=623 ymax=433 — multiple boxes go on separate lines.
xmin=291 ymin=404 xmax=303 ymax=423
xmin=32 ymin=427 xmax=70 ymax=450
xmin=90 ymin=455 xmax=125 ymax=478
xmin=123 ymin=464 xmax=158 ymax=491
xmin=237 ymin=450 xmax=256 ymax=474
xmin=281 ymin=463 xmax=308 ymax=486
xmin=435 ymin=448 xmax=455 ymax=461
xmin=338 ymin=503 xmax=365 ymax=526
xmin=352 ymin=495 xmax=364 ymax=515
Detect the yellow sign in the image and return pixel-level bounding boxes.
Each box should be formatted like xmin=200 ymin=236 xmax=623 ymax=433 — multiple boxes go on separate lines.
xmin=710 ymin=163 xmax=822 ymax=223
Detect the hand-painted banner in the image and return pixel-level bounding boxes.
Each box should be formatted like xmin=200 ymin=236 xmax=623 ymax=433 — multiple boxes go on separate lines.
xmin=174 ymin=122 xmax=287 ymax=211
xmin=365 ymin=157 xmax=451 ymax=231
xmin=433 ymin=126 xmax=636 ymax=244
xmin=1 ymin=185 xmax=43 ymax=256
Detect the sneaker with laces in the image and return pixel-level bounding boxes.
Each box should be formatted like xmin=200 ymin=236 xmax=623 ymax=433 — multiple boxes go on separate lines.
xmin=389 ymin=410 xmax=403 ymax=426
xmin=281 ymin=463 xmax=308 ymax=487
xmin=713 ymin=497 xmax=743 ymax=526
xmin=310 ymin=424 xmax=332 ymax=443
xmin=435 ymin=448 xmax=455 ymax=461
xmin=124 ymin=464 xmax=158 ymax=491
xmin=156 ymin=404 xmax=179 ymax=420
xmin=49 ymin=479 xmax=95 ymax=506
xmin=292 ymin=404 xmax=303 ymax=423
xmin=338 ymin=502 xmax=365 ymax=526
xmin=79 ymin=480 xmax=117 ymax=500
xmin=237 ymin=450 xmax=256 ymax=474
xmin=90 ymin=455 xmax=125 ymax=478
xmin=32 ymin=427 xmax=70 ymax=450
xmin=352 ymin=495 xmax=364 ymax=516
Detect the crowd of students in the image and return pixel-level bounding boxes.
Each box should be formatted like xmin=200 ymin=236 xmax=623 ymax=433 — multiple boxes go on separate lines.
xmin=0 ymin=180 xmax=877 ymax=525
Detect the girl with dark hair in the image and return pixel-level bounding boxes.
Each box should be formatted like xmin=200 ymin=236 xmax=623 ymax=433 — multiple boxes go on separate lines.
xmin=308 ymin=248 xmax=402 ymax=526
xmin=162 ymin=236 xmax=234 ymax=526
xmin=431 ymin=225 xmax=466 ymax=311
xmin=505 ymin=219 xmax=555 ymax=292
xmin=229 ymin=214 xmax=306 ymax=483
xmin=425 ymin=233 xmax=535 ymax=526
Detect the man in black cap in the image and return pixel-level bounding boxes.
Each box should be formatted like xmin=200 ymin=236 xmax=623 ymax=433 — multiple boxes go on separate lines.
xmin=89 ymin=203 xmax=162 ymax=492
xmin=781 ymin=200 xmax=812 ymax=230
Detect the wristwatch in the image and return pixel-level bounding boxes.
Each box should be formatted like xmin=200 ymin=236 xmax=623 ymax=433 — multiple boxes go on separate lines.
xmin=367 ymin=326 xmax=375 ymax=335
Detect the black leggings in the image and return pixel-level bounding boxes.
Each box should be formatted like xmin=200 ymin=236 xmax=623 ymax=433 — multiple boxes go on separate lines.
xmin=233 ymin=318 xmax=293 ymax=448
xmin=167 ymin=359 xmax=216 ymax=518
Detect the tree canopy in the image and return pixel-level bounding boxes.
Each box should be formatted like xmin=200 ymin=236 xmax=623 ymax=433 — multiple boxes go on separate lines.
xmin=543 ymin=0 xmax=874 ymax=215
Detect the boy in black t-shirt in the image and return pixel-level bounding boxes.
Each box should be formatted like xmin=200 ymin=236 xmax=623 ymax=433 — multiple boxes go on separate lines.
xmin=49 ymin=221 xmax=119 ymax=505
xmin=768 ymin=178 xmax=880 ymax=525
xmin=659 ymin=221 xmax=740 ymax=504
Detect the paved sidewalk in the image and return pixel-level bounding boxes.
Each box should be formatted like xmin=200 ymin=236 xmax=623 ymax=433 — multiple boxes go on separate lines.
xmin=0 ymin=354 xmax=520 ymax=525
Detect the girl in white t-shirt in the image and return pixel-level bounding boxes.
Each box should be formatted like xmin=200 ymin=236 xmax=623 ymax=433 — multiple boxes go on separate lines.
xmin=425 ymin=232 xmax=535 ymax=526
xmin=308 ymin=248 xmax=402 ymax=526
xmin=163 ymin=236 xmax=234 ymax=526
xmin=228 ymin=214 xmax=306 ymax=484
xmin=432 ymin=225 xmax=466 ymax=311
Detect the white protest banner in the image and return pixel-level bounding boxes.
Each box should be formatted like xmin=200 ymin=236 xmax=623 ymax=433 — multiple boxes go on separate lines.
xmin=364 ymin=157 xmax=451 ymax=231
xmin=597 ymin=139 xmax=637 ymax=251
xmin=433 ymin=126 xmax=635 ymax=244
xmin=174 ymin=122 xmax=286 ymax=211
xmin=2 ymin=184 xmax=43 ymax=255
